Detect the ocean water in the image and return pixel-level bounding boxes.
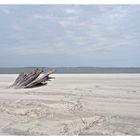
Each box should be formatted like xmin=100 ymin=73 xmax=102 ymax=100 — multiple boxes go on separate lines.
xmin=0 ymin=67 xmax=140 ymax=74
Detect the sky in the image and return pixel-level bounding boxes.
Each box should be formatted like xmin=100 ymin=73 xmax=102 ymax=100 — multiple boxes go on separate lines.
xmin=0 ymin=5 xmax=140 ymax=67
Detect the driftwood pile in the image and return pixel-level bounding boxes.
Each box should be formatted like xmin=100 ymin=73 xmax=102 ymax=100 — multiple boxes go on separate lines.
xmin=11 ymin=68 xmax=54 ymax=89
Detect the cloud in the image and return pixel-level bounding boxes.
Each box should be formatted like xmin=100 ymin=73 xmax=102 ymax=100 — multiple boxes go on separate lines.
xmin=64 ymin=8 xmax=79 ymax=14
xmin=12 ymin=24 xmax=24 ymax=31
xmin=0 ymin=5 xmax=140 ymax=66
xmin=32 ymin=14 xmax=51 ymax=20
xmin=0 ymin=7 xmax=11 ymax=14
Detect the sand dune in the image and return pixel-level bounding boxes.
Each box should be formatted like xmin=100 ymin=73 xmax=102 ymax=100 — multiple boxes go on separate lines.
xmin=0 ymin=74 xmax=140 ymax=135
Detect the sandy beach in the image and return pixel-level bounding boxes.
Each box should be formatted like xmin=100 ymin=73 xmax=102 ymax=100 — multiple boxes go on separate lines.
xmin=0 ymin=74 xmax=140 ymax=135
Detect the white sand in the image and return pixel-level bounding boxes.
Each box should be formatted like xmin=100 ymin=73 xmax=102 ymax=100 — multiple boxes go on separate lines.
xmin=0 ymin=74 xmax=140 ymax=135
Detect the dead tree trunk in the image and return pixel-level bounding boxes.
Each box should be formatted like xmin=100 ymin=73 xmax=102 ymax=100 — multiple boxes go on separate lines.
xmin=25 ymin=70 xmax=54 ymax=88
xmin=11 ymin=68 xmax=54 ymax=89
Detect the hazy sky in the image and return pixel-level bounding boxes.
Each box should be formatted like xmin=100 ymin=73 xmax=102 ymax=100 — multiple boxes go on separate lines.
xmin=0 ymin=5 xmax=140 ymax=67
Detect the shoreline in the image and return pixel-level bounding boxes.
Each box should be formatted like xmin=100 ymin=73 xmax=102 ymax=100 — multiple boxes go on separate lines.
xmin=0 ymin=74 xmax=140 ymax=135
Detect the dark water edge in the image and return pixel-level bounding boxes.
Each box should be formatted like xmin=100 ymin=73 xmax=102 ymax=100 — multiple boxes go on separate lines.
xmin=0 ymin=67 xmax=140 ymax=74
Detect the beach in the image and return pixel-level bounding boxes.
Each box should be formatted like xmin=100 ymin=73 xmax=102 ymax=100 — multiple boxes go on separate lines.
xmin=0 ymin=74 xmax=140 ymax=135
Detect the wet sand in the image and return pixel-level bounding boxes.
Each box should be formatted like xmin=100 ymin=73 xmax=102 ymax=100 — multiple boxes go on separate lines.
xmin=0 ymin=74 xmax=140 ymax=135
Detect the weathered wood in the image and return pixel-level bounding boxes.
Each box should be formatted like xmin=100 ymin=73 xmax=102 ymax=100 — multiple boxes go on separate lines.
xmin=11 ymin=72 xmax=25 ymax=87
xmin=18 ymin=69 xmax=43 ymax=88
xmin=11 ymin=68 xmax=54 ymax=89
xmin=17 ymin=69 xmax=41 ymax=86
xmin=25 ymin=70 xmax=55 ymax=88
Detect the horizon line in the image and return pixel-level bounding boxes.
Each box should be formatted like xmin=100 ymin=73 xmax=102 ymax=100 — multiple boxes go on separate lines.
xmin=0 ymin=66 xmax=140 ymax=68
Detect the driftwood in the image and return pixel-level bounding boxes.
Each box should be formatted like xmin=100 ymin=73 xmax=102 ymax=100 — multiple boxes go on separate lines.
xmin=11 ymin=68 xmax=55 ymax=89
